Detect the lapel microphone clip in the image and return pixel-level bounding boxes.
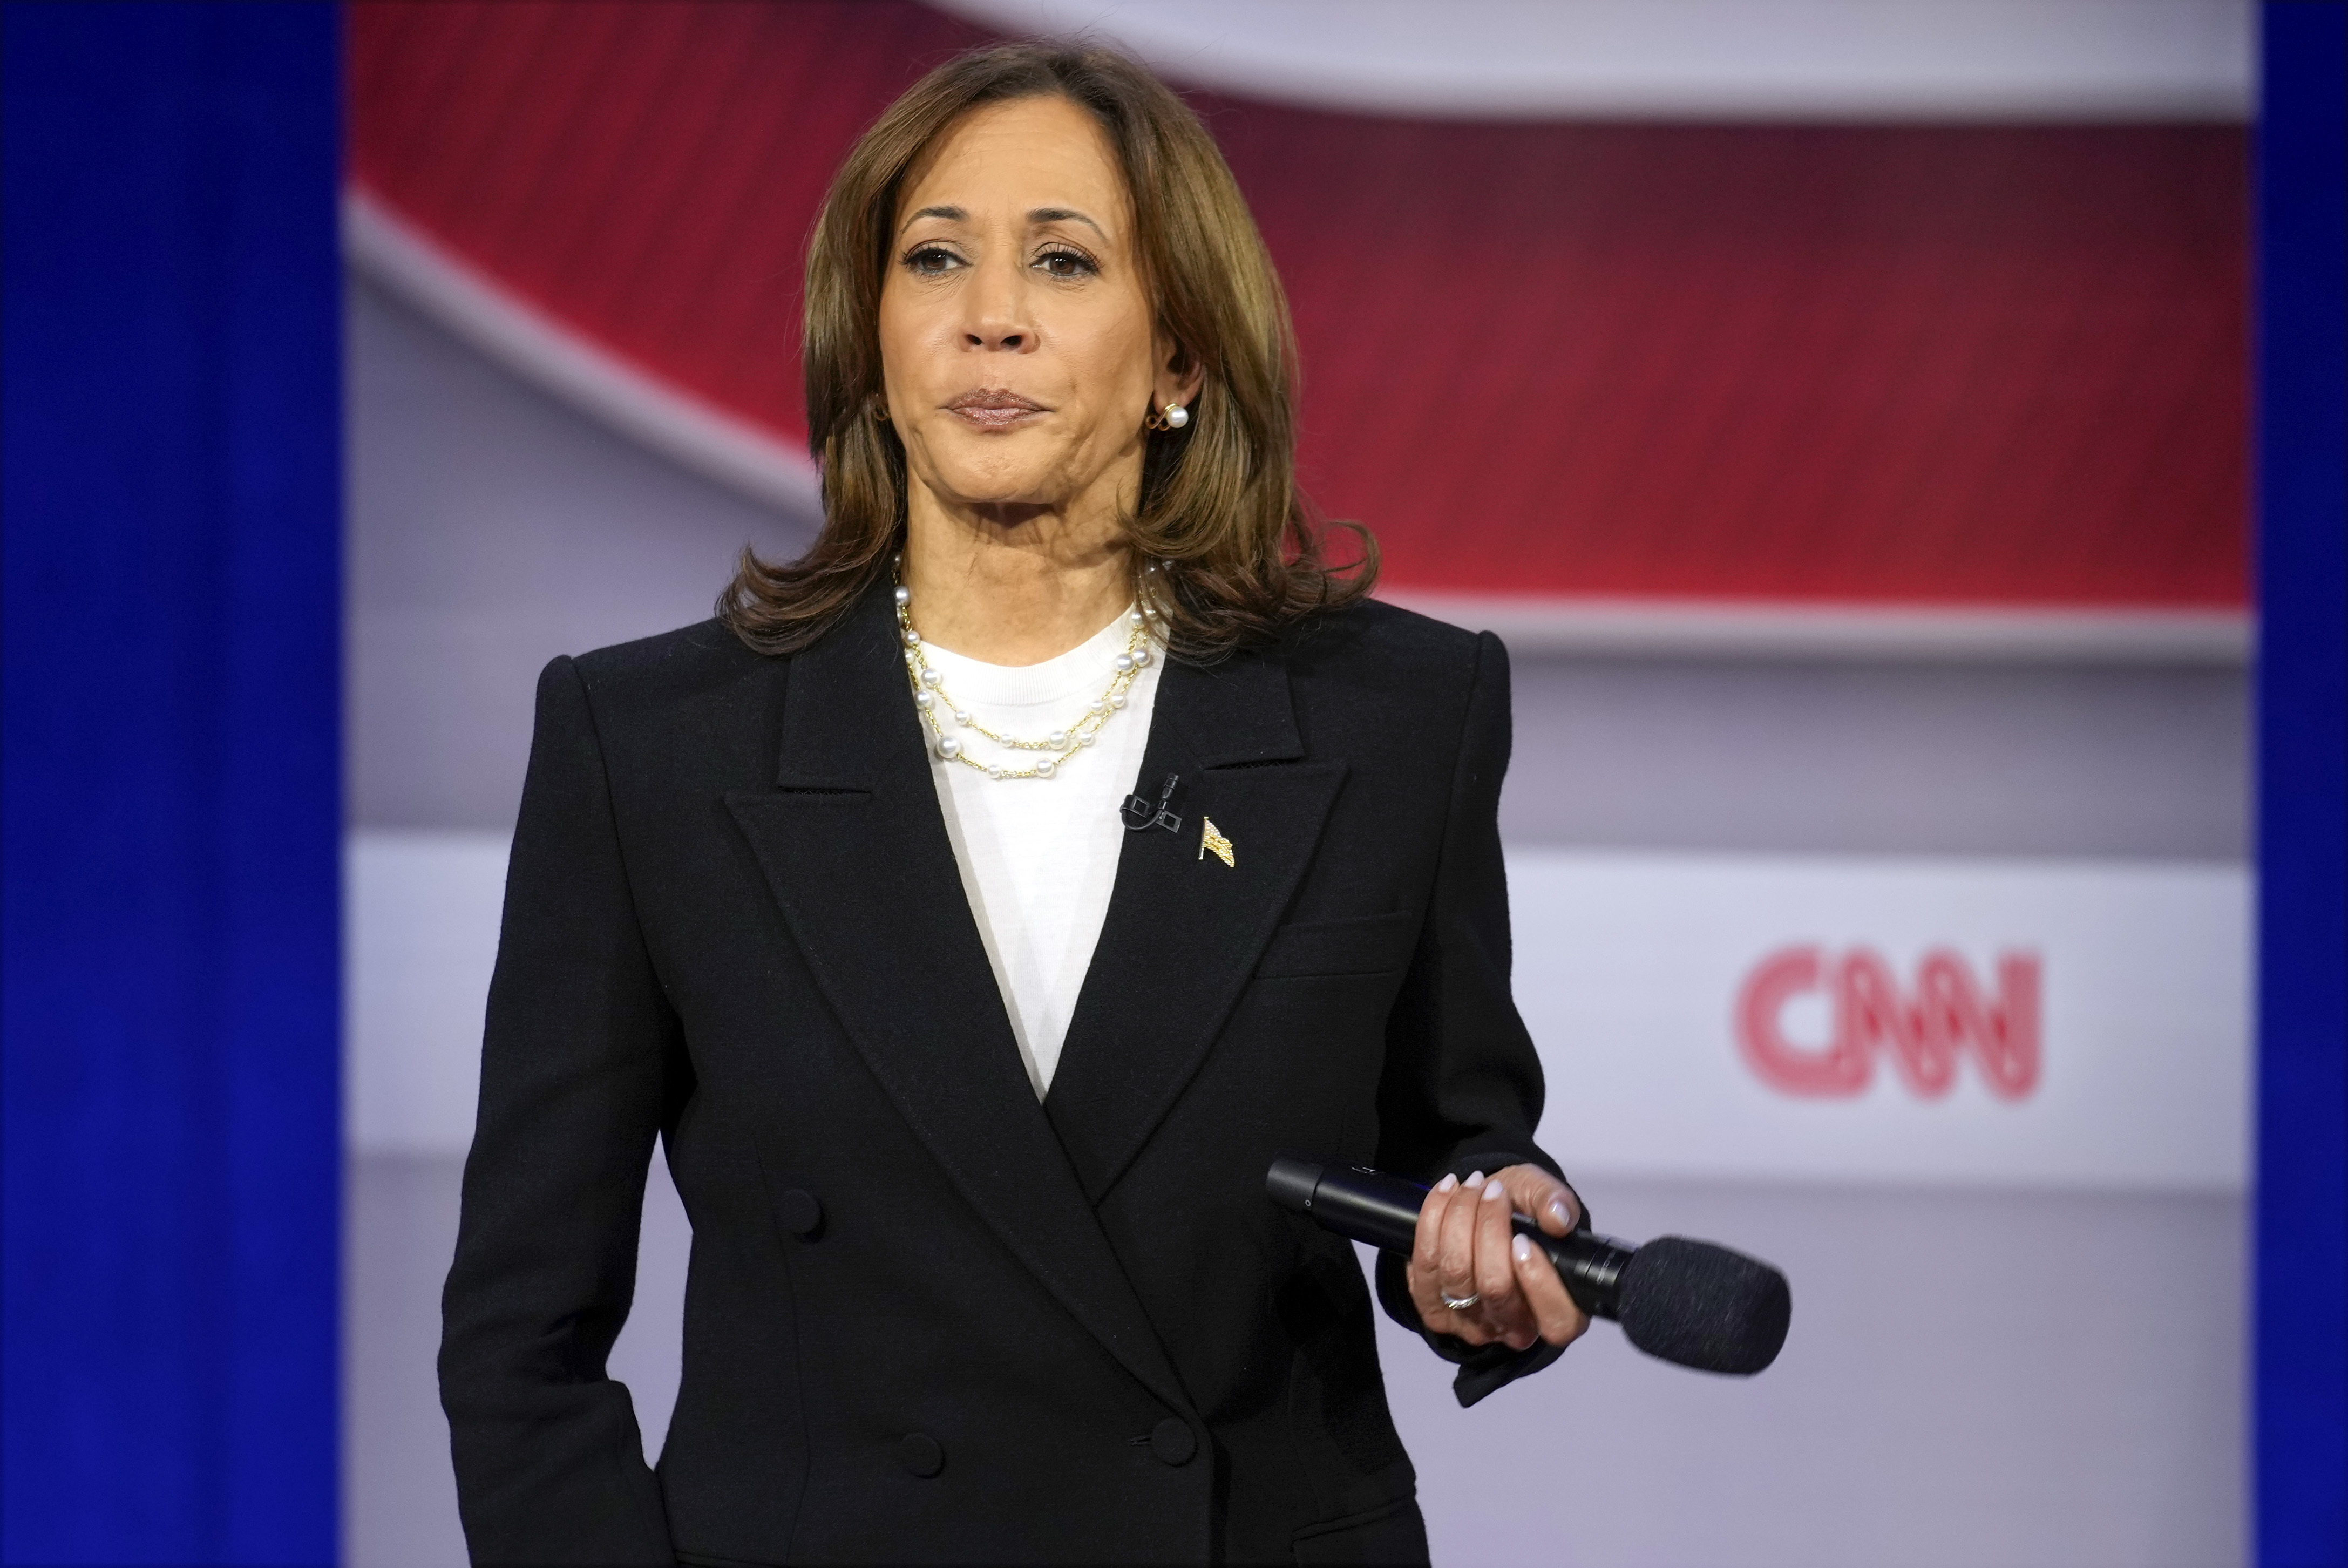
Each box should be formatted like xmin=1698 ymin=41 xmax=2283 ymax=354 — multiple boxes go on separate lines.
xmin=1122 ymin=772 xmax=1182 ymax=833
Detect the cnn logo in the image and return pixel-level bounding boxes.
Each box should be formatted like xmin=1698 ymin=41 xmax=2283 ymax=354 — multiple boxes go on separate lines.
xmin=1735 ymin=946 xmax=2042 ymax=1100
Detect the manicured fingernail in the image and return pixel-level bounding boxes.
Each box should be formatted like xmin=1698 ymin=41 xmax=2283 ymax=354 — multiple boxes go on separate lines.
xmin=1435 ymin=1173 xmax=1458 ymax=1192
xmin=1465 ymin=1171 xmax=1485 ymax=1186
xmin=1482 ymin=1179 xmax=1508 ymax=1202
xmin=1549 ymin=1198 xmax=1573 ymax=1226
xmin=1512 ymin=1234 xmax=1535 ymax=1264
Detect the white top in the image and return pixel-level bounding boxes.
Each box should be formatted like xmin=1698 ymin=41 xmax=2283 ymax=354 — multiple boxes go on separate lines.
xmin=921 ymin=610 xmax=1164 ymax=1098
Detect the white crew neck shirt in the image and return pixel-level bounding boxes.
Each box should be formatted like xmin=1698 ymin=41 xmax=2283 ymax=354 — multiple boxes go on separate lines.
xmin=920 ymin=610 xmax=1163 ymax=1098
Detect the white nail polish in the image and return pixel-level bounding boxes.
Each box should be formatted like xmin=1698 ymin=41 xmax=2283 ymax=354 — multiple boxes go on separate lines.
xmin=1465 ymin=1171 xmax=1485 ymax=1186
xmin=1549 ymin=1197 xmax=1573 ymax=1226
xmin=1482 ymin=1179 xmax=1509 ymax=1202
xmin=1512 ymin=1234 xmax=1535 ymax=1263
xmin=1435 ymin=1173 xmax=1458 ymax=1192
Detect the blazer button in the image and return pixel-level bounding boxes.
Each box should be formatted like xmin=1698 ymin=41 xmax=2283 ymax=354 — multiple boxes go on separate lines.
xmin=898 ymin=1431 xmax=944 ymax=1478
xmin=1149 ymin=1417 xmax=1197 ymax=1467
xmin=776 ymin=1188 xmax=822 ymax=1238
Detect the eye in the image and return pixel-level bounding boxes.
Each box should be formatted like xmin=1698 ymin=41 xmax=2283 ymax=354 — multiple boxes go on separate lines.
xmin=1034 ymin=245 xmax=1098 ymax=280
xmin=901 ymin=244 xmax=962 ymax=277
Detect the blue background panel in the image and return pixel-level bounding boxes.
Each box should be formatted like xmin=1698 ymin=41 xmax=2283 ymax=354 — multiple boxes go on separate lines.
xmin=2257 ymin=3 xmax=2348 ymax=1565
xmin=3 ymin=4 xmax=342 ymax=1562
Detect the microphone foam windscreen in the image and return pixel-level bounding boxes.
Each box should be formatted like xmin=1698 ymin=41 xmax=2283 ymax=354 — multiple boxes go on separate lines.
xmin=1615 ymin=1237 xmax=1791 ymax=1375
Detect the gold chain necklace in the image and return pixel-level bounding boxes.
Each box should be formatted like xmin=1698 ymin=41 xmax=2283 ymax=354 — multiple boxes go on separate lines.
xmin=895 ymin=582 xmax=1152 ymax=781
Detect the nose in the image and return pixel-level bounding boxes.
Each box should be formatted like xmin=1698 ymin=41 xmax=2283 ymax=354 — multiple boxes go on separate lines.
xmin=961 ymin=253 xmax=1034 ymax=354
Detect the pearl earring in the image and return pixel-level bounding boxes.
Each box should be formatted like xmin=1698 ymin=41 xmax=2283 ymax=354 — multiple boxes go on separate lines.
xmin=1165 ymin=402 xmax=1189 ymax=429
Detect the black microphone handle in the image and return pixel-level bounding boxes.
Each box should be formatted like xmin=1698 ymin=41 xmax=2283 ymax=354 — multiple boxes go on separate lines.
xmin=1265 ymin=1158 xmax=1636 ymax=1320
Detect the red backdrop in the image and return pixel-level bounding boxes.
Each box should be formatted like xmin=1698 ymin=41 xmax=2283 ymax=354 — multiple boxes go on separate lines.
xmin=350 ymin=0 xmax=2247 ymax=609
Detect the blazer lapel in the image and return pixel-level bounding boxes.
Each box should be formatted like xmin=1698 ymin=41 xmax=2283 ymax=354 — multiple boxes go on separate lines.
xmin=724 ymin=586 xmax=1192 ymax=1415
xmin=1046 ymin=646 xmax=1346 ymax=1200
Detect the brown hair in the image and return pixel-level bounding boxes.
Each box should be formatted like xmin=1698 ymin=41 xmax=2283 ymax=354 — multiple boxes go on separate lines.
xmin=717 ymin=39 xmax=1374 ymax=659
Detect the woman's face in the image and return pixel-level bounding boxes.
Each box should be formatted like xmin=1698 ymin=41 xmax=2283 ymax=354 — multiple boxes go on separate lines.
xmin=879 ymin=95 xmax=1182 ymax=526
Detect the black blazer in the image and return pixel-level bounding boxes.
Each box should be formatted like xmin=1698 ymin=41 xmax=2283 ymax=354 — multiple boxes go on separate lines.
xmin=440 ymin=583 xmax=1569 ymax=1567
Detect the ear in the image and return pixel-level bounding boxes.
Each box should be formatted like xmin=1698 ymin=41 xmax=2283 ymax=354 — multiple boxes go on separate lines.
xmin=1153 ymin=335 xmax=1206 ymax=411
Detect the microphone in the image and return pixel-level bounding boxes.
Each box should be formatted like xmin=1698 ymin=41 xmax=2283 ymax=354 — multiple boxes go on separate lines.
xmin=1266 ymin=1158 xmax=1790 ymax=1376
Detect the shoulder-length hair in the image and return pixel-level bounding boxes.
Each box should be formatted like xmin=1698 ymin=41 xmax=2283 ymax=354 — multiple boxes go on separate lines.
xmin=717 ymin=40 xmax=1375 ymax=659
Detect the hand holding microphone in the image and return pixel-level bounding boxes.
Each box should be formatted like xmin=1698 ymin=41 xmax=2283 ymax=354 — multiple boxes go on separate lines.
xmin=1407 ymin=1165 xmax=1592 ymax=1355
xmin=1268 ymin=1158 xmax=1793 ymax=1376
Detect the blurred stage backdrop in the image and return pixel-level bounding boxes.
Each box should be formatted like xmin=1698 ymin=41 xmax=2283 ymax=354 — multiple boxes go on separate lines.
xmin=341 ymin=4 xmax=2254 ymax=1564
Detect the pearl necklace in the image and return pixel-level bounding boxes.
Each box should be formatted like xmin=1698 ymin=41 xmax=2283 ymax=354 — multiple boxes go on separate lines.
xmin=895 ymin=583 xmax=1153 ymax=781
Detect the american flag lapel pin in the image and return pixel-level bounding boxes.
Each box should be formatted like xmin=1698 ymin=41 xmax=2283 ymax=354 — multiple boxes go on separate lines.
xmin=1198 ymin=816 xmax=1234 ymax=868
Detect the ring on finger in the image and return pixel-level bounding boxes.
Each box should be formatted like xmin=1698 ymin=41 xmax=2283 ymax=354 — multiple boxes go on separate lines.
xmin=1441 ymin=1291 xmax=1481 ymax=1311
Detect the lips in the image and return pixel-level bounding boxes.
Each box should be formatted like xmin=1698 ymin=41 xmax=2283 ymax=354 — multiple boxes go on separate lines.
xmin=945 ymin=388 xmax=1047 ymax=430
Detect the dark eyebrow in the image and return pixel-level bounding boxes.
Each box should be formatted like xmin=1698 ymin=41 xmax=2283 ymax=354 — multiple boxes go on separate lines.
xmin=899 ymin=205 xmax=966 ymax=234
xmin=1029 ymin=207 xmax=1105 ymax=238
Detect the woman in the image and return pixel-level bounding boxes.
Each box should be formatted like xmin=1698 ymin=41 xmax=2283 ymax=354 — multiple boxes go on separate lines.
xmin=441 ymin=41 xmax=1587 ymax=1567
